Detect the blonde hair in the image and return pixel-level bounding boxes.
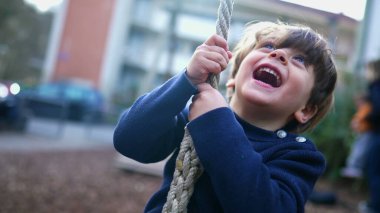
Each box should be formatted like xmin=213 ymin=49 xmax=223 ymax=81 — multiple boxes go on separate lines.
xmin=228 ymin=21 xmax=337 ymax=133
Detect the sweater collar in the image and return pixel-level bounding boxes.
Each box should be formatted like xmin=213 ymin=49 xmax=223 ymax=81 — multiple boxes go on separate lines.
xmin=234 ymin=113 xmax=295 ymax=142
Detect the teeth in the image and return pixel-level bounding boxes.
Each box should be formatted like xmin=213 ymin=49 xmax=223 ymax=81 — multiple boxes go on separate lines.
xmin=258 ymin=67 xmax=280 ymax=82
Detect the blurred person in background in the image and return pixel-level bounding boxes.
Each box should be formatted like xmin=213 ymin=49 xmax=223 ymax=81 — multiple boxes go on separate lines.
xmin=341 ymin=93 xmax=372 ymax=178
xmin=359 ymin=58 xmax=380 ymax=213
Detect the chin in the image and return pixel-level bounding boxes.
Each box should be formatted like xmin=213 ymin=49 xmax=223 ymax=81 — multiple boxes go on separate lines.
xmin=240 ymin=88 xmax=273 ymax=107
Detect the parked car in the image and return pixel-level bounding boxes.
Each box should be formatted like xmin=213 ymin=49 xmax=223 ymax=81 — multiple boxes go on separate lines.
xmin=22 ymin=81 xmax=105 ymax=123
xmin=0 ymin=81 xmax=28 ymax=131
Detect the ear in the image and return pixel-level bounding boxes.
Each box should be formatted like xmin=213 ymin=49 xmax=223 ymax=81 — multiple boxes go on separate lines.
xmin=226 ymin=78 xmax=236 ymax=101
xmin=226 ymin=78 xmax=235 ymax=88
xmin=294 ymin=105 xmax=318 ymax=124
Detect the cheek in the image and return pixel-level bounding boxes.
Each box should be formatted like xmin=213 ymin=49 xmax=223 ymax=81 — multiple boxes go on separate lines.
xmin=290 ymin=75 xmax=314 ymax=104
xmin=235 ymin=54 xmax=259 ymax=81
xmin=237 ymin=59 xmax=251 ymax=74
xmin=234 ymin=66 xmax=250 ymax=87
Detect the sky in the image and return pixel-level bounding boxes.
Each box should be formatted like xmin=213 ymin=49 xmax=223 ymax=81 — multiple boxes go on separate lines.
xmin=281 ymin=0 xmax=367 ymax=20
xmin=24 ymin=0 xmax=63 ymax=13
xmin=24 ymin=0 xmax=367 ymax=20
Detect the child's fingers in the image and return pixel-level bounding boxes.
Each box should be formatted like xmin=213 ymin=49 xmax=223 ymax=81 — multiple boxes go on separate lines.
xmin=188 ymin=82 xmax=227 ymax=121
xmin=186 ymin=34 xmax=231 ymax=85
xmin=206 ymin=45 xmax=230 ymax=64
xmin=198 ymin=44 xmax=229 ymax=63
xmin=204 ymin=52 xmax=229 ymax=71
xmin=196 ymin=45 xmax=229 ymax=70
xmin=192 ymin=47 xmax=229 ymax=72
xmin=204 ymin=34 xmax=229 ymax=51
xmin=227 ymin=51 xmax=233 ymax=59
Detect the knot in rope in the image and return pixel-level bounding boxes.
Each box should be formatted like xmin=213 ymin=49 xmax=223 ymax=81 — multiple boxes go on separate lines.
xmin=162 ymin=1 xmax=234 ymax=212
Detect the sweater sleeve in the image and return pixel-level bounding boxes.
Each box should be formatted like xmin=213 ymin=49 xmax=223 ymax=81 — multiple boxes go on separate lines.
xmin=187 ymin=108 xmax=325 ymax=213
xmin=113 ymin=71 xmax=198 ymax=163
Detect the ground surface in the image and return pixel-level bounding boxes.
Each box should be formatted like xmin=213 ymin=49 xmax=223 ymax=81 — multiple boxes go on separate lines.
xmin=0 ymin=148 xmax=368 ymax=213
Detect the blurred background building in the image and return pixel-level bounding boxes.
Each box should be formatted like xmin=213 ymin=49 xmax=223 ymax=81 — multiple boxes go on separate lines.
xmin=4 ymin=0 xmax=379 ymax=117
xmin=353 ymin=0 xmax=380 ymax=73
xmin=42 ymin=0 xmax=364 ymax=113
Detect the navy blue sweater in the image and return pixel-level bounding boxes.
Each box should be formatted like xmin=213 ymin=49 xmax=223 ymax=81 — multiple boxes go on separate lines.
xmin=113 ymin=71 xmax=326 ymax=213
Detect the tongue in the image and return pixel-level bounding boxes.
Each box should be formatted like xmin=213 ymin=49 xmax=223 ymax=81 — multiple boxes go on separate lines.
xmin=254 ymin=71 xmax=278 ymax=87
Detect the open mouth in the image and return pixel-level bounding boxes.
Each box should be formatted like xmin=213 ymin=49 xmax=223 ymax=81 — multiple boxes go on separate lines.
xmin=253 ymin=67 xmax=282 ymax=88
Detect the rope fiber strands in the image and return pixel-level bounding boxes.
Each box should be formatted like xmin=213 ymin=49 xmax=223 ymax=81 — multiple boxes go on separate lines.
xmin=162 ymin=1 xmax=234 ymax=212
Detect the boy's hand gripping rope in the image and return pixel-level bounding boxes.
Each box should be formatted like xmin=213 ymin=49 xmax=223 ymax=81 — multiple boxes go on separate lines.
xmin=162 ymin=0 xmax=234 ymax=212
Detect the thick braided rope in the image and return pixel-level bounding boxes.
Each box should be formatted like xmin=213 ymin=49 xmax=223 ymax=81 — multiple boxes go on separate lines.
xmin=162 ymin=1 xmax=234 ymax=213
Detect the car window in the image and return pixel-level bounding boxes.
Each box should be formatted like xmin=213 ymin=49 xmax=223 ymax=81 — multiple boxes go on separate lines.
xmin=37 ymin=84 xmax=60 ymax=98
xmin=64 ymin=86 xmax=84 ymax=101
xmin=86 ymin=91 xmax=100 ymax=103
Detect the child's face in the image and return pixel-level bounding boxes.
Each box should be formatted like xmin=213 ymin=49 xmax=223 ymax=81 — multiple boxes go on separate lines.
xmin=229 ymin=37 xmax=316 ymax=127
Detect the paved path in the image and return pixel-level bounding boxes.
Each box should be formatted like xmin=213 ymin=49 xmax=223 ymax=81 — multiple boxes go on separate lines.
xmin=0 ymin=117 xmax=165 ymax=176
xmin=0 ymin=118 xmax=115 ymax=151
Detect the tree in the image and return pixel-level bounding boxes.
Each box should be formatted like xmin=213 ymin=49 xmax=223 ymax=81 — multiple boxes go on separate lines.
xmin=0 ymin=0 xmax=52 ymax=82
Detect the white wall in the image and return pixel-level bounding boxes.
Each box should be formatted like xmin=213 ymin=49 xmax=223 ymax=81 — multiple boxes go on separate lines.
xmin=364 ymin=0 xmax=380 ymax=63
xmin=42 ymin=0 xmax=69 ymax=83
xmin=99 ymin=0 xmax=133 ymax=103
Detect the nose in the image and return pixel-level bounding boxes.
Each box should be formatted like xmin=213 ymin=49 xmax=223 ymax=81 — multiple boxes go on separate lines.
xmin=269 ymin=50 xmax=288 ymax=65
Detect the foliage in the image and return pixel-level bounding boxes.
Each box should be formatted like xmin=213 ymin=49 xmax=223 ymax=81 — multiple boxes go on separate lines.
xmin=307 ymin=71 xmax=366 ymax=180
xmin=0 ymin=0 xmax=52 ymax=81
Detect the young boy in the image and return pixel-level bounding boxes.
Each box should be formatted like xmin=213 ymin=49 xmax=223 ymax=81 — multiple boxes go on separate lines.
xmin=113 ymin=21 xmax=337 ymax=212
